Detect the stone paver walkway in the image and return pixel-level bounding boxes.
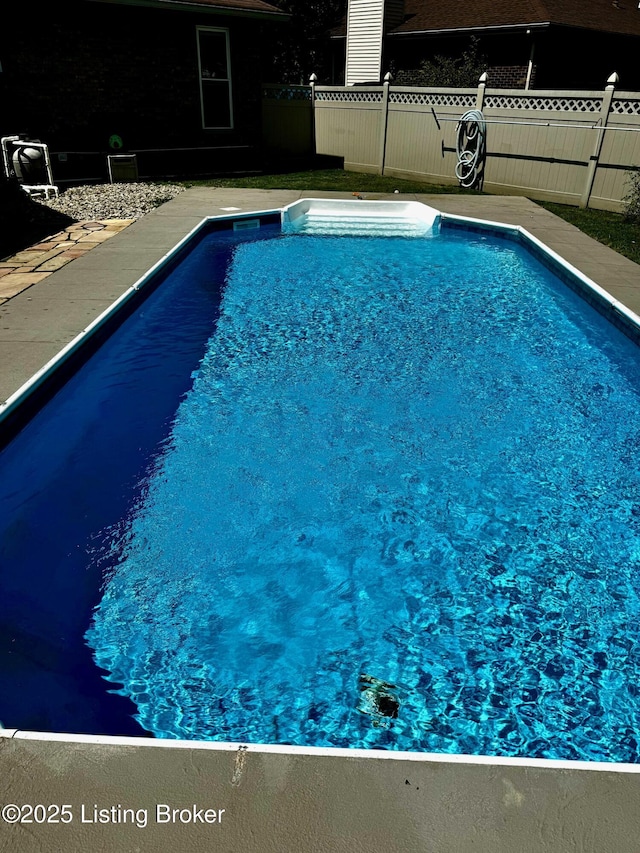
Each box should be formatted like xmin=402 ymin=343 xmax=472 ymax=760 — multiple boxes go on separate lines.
xmin=0 ymin=219 xmax=134 ymax=303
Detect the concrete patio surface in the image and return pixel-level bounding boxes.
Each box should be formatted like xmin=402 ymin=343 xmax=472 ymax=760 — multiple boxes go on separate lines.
xmin=1 ymin=189 xmax=640 ymax=852
xmin=1 ymin=735 xmax=640 ymax=853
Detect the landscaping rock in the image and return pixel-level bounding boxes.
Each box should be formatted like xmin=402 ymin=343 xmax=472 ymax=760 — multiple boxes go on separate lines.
xmin=39 ymin=182 xmax=186 ymax=221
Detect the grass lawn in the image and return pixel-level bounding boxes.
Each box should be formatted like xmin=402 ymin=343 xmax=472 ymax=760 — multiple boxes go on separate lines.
xmin=178 ymin=168 xmax=471 ymax=195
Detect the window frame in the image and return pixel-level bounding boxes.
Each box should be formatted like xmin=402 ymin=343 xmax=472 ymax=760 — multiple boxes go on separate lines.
xmin=196 ymin=26 xmax=234 ymax=131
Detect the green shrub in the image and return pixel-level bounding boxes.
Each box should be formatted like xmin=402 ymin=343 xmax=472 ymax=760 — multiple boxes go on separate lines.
xmin=623 ymin=169 xmax=640 ymax=223
xmin=390 ymin=37 xmax=487 ymax=88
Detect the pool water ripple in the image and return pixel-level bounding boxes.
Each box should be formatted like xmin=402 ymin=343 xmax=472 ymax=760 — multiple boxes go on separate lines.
xmin=86 ymin=231 xmax=640 ymax=760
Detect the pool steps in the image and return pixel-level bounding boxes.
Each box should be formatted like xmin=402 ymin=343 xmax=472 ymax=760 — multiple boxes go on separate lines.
xmin=281 ymin=198 xmax=441 ymax=237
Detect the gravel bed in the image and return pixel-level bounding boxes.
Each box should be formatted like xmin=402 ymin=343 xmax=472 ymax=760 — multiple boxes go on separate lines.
xmin=39 ymin=182 xmax=186 ymax=221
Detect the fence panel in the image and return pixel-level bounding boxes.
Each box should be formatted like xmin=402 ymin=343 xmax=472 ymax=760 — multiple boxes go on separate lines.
xmin=314 ymin=87 xmax=384 ymax=171
xmin=480 ymin=89 xmax=602 ymax=205
xmin=383 ymin=88 xmax=476 ymax=185
xmin=591 ymin=91 xmax=640 ymax=209
xmin=262 ymin=85 xmax=313 ymax=157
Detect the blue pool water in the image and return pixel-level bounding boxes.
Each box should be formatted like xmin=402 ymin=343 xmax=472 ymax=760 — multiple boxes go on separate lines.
xmin=3 ymin=223 xmax=640 ymax=761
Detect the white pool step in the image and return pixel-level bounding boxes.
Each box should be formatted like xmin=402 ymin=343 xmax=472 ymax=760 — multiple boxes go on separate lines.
xmin=281 ymin=199 xmax=441 ymax=238
xmin=291 ymin=215 xmax=434 ymax=237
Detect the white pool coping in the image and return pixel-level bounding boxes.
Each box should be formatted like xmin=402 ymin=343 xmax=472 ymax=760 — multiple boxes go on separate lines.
xmin=2 ymin=728 xmax=640 ymax=774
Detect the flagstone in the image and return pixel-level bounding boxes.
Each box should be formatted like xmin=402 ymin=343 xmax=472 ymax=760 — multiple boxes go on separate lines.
xmin=38 ymin=256 xmax=74 ymax=272
xmin=0 ymin=272 xmax=50 ymax=298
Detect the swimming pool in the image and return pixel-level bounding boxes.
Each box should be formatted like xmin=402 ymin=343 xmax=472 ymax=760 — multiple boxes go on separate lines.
xmin=2 ymin=204 xmax=640 ymax=762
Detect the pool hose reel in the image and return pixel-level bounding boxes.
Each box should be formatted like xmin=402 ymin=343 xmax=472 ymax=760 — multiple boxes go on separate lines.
xmin=455 ymin=109 xmax=487 ymax=190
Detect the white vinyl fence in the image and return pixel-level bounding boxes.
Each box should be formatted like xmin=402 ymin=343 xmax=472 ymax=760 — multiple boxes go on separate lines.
xmin=264 ymin=75 xmax=640 ymax=211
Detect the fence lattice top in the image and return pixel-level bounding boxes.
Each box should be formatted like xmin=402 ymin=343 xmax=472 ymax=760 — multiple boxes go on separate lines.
xmin=611 ymin=98 xmax=640 ymax=115
xmin=263 ymin=86 xmax=311 ymax=101
xmin=484 ymin=94 xmax=602 ymax=112
xmin=313 ymin=88 xmax=616 ymax=114
xmin=310 ymin=84 xmax=640 ymax=121
xmin=315 ymin=90 xmax=383 ymax=103
xmin=389 ymin=91 xmax=475 ymax=107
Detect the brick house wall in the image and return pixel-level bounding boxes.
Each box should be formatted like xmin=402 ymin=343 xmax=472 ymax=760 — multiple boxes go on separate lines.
xmin=488 ymin=65 xmax=536 ymax=89
xmin=0 ymin=1 xmax=279 ymax=177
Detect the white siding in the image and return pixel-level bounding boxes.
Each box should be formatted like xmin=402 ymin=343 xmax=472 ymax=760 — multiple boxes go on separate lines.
xmin=345 ymin=0 xmax=385 ymax=86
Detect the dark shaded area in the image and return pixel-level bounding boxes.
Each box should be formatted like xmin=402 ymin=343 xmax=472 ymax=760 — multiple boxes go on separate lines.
xmin=328 ymin=12 xmax=640 ymax=90
xmin=384 ymin=28 xmax=630 ymax=91
xmin=0 ymin=177 xmax=75 ymax=260
xmin=0 ymin=0 xmax=283 ymax=183
xmin=390 ymin=35 xmax=487 ymax=87
xmin=266 ymin=0 xmax=346 ymax=83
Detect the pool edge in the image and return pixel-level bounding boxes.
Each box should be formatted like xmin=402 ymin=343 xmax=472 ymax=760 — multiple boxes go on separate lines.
xmin=3 ymin=203 xmax=638 ymax=432
xmin=2 ymin=728 xmax=639 ymax=774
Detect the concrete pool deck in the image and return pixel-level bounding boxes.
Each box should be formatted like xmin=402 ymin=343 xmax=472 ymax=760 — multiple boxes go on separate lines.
xmin=2 ymin=188 xmax=640 ymax=852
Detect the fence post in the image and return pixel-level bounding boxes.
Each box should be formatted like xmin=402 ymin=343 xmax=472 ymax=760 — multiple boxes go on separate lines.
xmin=379 ymin=72 xmax=392 ymax=175
xmin=309 ymin=73 xmax=317 ymax=156
xmin=580 ymin=72 xmax=618 ymax=209
xmin=476 ymin=72 xmax=488 ymax=111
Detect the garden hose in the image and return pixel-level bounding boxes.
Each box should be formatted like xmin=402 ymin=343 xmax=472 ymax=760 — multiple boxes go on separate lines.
xmin=455 ymin=109 xmax=487 ymax=189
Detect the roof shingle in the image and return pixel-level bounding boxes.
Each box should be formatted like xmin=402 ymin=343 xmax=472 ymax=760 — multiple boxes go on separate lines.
xmin=333 ymin=0 xmax=640 ymax=38
xmin=393 ymin=0 xmax=640 ymax=37
xmin=96 ymin=0 xmax=287 ymax=16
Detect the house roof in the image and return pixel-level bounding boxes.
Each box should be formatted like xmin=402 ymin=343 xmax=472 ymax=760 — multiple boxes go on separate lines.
xmin=90 ymin=0 xmax=288 ymax=20
xmin=331 ymin=0 xmax=640 ymax=39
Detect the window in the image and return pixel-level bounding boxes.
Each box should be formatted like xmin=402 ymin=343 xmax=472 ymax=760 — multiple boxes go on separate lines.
xmin=197 ymin=27 xmax=233 ymax=130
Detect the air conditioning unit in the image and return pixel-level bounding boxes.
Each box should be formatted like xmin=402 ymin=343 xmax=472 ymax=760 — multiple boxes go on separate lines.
xmin=107 ymin=154 xmax=138 ymax=183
